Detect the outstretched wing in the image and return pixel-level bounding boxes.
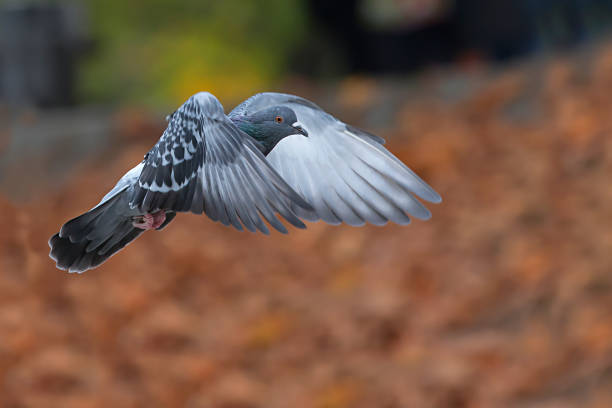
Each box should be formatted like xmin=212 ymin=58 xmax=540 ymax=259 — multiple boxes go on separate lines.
xmin=130 ymin=92 xmax=312 ymax=234
xmin=231 ymin=92 xmax=441 ymax=226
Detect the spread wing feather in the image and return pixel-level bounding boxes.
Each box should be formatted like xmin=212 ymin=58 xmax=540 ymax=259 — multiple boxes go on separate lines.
xmin=231 ymin=92 xmax=441 ymax=227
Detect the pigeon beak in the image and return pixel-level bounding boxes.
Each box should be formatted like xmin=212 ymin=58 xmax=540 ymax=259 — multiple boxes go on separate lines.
xmin=291 ymin=121 xmax=308 ymax=137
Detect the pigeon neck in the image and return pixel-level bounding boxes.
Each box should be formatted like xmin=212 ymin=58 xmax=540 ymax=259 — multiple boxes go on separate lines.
xmin=231 ymin=116 xmax=273 ymax=155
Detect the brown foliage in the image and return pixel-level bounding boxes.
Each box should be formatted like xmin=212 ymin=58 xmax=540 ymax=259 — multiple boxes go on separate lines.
xmin=2 ymin=46 xmax=612 ymax=407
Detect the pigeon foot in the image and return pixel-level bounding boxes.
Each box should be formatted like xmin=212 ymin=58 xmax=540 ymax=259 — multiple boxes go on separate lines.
xmin=132 ymin=211 xmax=166 ymax=230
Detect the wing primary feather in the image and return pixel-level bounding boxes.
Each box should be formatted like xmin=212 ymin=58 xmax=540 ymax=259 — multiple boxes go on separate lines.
xmin=226 ymin=165 xmax=259 ymax=232
xmin=236 ymin=146 xmax=306 ymax=229
xmin=239 ymin=159 xmax=288 ymax=233
xmin=332 ymin=189 xmax=366 ymax=226
xmin=343 ymin=147 xmax=431 ymax=220
xmin=218 ymin=165 xmax=249 ymax=231
xmin=190 ymin=175 xmax=205 ymax=214
xmin=207 ymin=140 xmax=231 ymax=223
xmin=95 ymin=222 xmax=133 ymax=254
xmin=315 ymin=143 xmax=373 ymax=226
xmin=233 ymin=164 xmax=270 ymax=234
xmin=251 ymin=164 xmax=307 ymax=229
xmin=344 ymin=133 xmax=441 ymax=203
xmin=163 ymin=190 xmax=178 ymax=212
xmin=203 ymin=164 xmax=221 ymax=222
xmin=349 ymin=166 xmax=411 ymax=225
xmin=277 ymin=148 xmax=319 ymax=222
xmin=211 ymin=124 xmax=256 ymax=230
xmin=240 ymin=138 xmax=312 ymax=212
xmin=265 ymin=192 xmax=307 ymax=230
xmin=183 ymin=179 xmax=198 ymax=212
xmin=213 ymin=162 xmax=243 ymax=231
xmin=345 ymin=124 xmax=386 ymax=145
xmin=207 ymin=157 xmax=232 ymax=226
xmin=329 ymin=153 xmax=390 ymax=225
xmin=358 ymin=157 xmax=432 ymax=220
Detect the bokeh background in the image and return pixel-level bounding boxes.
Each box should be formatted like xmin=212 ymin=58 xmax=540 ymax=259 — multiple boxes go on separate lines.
xmin=2 ymin=1 xmax=612 ymax=407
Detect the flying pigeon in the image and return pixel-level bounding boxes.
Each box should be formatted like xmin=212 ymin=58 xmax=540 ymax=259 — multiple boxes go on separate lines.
xmin=49 ymin=92 xmax=442 ymax=273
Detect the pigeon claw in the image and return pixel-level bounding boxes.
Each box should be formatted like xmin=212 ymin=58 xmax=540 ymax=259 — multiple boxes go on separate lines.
xmin=132 ymin=211 xmax=166 ymax=230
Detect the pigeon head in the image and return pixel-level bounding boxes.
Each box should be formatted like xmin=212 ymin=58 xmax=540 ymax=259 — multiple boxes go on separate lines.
xmin=233 ymin=106 xmax=308 ymax=155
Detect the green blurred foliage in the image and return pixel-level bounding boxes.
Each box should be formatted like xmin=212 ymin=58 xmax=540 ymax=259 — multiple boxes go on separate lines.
xmin=81 ymin=0 xmax=307 ymax=107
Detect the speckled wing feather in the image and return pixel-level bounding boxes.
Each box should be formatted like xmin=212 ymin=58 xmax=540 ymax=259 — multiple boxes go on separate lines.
xmin=129 ymin=95 xmax=206 ymax=213
xmin=130 ymin=92 xmax=312 ymax=233
xmin=231 ymin=92 xmax=441 ymax=227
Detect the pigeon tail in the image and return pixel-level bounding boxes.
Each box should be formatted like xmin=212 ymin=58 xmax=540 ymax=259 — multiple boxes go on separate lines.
xmin=49 ymin=189 xmax=176 ymax=273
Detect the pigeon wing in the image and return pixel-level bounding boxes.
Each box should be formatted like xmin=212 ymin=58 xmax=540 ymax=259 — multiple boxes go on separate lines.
xmin=130 ymin=92 xmax=312 ymax=233
xmin=231 ymin=92 xmax=441 ymax=226
xmin=129 ymin=94 xmax=207 ymax=213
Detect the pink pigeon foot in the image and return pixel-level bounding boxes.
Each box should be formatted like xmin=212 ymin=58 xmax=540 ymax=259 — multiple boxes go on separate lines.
xmin=132 ymin=211 xmax=166 ymax=230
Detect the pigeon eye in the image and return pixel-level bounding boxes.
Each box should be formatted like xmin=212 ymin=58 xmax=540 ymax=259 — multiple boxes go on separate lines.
xmin=275 ymin=116 xmax=283 ymax=123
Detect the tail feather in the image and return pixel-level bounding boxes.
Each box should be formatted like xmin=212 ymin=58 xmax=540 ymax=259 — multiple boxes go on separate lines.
xmin=50 ymin=228 xmax=144 ymax=272
xmin=87 ymin=219 xmax=132 ymax=253
xmin=49 ymin=191 xmax=149 ymax=273
xmin=61 ymin=207 xmax=106 ymax=243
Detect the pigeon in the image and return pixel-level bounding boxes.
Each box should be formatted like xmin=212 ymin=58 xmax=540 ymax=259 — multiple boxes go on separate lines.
xmin=49 ymin=92 xmax=442 ymax=273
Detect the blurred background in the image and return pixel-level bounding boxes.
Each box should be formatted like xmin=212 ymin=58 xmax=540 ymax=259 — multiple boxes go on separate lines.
xmin=2 ymin=0 xmax=612 ymax=407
